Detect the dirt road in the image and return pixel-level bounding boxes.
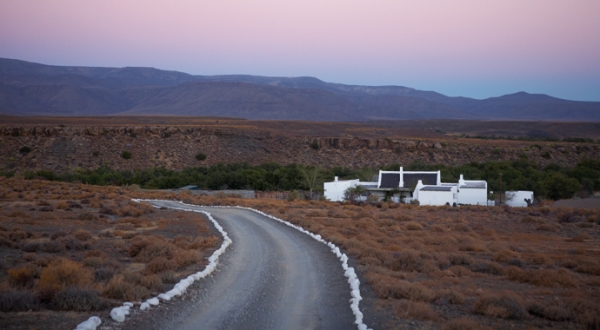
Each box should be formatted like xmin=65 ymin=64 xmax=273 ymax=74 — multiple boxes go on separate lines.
xmin=142 ymin=201 xmax=358 ymax=330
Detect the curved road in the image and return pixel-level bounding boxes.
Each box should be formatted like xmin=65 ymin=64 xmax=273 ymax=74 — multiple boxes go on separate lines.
xmin=145 ymin=201 xmax=357 ymax=330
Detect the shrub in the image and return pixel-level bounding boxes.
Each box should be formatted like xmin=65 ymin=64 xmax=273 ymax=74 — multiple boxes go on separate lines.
xmin=449 ymin=253 xmax=473 ymax=266
xmin=139 ymin=274 xmax=163 ymax=291
xmin=83 ymin=257 xmax=105 ymax=269
xmin=521 ymin=216 xmax=543 ymax=224
xmin=189 ymin=236 xmax=219 ymax=250
xmin=78 ymin=212 xmax=98 ymax=221
xmin=19 ymin=146 xmax=32 ymax=154
xmin=0 ymin=291 xmax=39 ymax=312
xmin=146 ymin=257 xmax=177 ymax=274
xmin=93 ymin=268 xmax=115 ymax=282
xmin=470 ymin=261 xmax=504 ymax=275
xmin=128 ymin=237 xmax=153 ymax=257
xmin=160 ymin=271 xmax=178 ymax=284
xmin=55 ymin=201 xmax=69 ymax=209
xmin=84 ymin=250 xmax=106 ymax=259
xmin=396 ymin=300 xmax=439 ymax=321
xmin=8 ymin=264 xmax=38 ymax=289
xmin=40 ymin=240 xmax=66 ymax=253
xmin=51 ymin=231 xmax=68 ymax=240
xmin=20 ymin=242 xmax=40 ymax=252
xmin=9 ymin=229 xmax=28 ymax=242
xmin=73 ymin=229 xmax=93 ymax=241
xmin=439 ymin=290 xmax=465 ymax=305
xmin=121 ymin=151 xmax=132 ymax=159
xmin=287 ymin=190 xmax=300 ymax=202
xmin=505 ymin=266 xmax=578 ymax=288
xmin=0 ymin=237 xmax=12 ymax=248
xmin=195 ymin=153 xmax=207 ymax=161
xmin=529 ymin=269 xmax=578 ymax=288
xmin=58 ymin=235 xmax=86 ymax=251
xmin=474 ymin=292 xmax=527 ymax=319
xmin=37 ymin=258 xmax=92 ymax=297
xmin=444 ymin=317 xmax=491 ymax=330
xmin=125 ymin=285 xmax=150 ymax=301
xmin=536 ymin=223 xmax=559 ymax=232
xmin=174 ymin=250 xmax=200 ymax=268
xmin=528 ymin=302 xmax=572 ymax=321
xmin=134 ymin=242 xmax=175 ymax=263
xmin=367 ymin=273 xmax=436 ymax=302
xmin=493 ymin=249 xmax=520 ymax=263
xmin=103 ymin=276 xmax=129 ymax=300
xmin=52 ymin=287 xmax=106 ymax=311
xmin=387 ymin=250 xmax=429 ymax=273
xmin=404 ymin=222 xmax=423 ymax=231
xmin=451 ymin=223 xmax=471 ymax=232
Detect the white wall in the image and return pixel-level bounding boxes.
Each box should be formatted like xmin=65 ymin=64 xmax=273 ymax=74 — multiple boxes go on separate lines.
xmin=458 ymin=188 xmax=488 ymax=205
xmin=505 ymin=191 xmax=534 ymax=207
xmin=324 ymin=179 xmax=360 ymax=202
xmin=418 ymin=189 xmax=457 ymax=206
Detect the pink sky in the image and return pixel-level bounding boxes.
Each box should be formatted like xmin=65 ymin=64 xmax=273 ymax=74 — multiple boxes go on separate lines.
xmin=1 ymin=0 xmax=599 ymax=100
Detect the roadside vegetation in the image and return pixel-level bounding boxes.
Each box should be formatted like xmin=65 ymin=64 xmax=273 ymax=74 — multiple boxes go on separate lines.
xmin=1 ymin=175 xmax=600 ymax=328
xmin=14 ymin=158 xmax=600 ymax=201
xmin=0 ymin=178 xmax=220 ymax=329
xmin=183 ymin=194 xmax=600 ymax=329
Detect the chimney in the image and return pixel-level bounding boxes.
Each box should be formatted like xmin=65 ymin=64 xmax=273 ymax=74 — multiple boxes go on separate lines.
xmin=399 ymin=167 xmax=404 ymax=187
xmin=459 ymin=174 xmax=465 ymax=186
xmin=437 ymin=170 xmax=441 ymax=185
xmin=334 ymin=176 xmax=338 ymax=182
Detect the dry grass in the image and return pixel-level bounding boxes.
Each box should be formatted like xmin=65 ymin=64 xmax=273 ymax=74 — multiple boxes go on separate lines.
xmin=2 ymin=177 xmax=600 ymax=329
xmin=214 ymin=195 xmax=600 ymax=329
xmin=0 ymin=177 xmax=222 ymax=324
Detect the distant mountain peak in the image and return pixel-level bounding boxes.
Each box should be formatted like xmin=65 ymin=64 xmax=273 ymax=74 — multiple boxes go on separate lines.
xmin=0 ymin=57 xmax=598 ymax=121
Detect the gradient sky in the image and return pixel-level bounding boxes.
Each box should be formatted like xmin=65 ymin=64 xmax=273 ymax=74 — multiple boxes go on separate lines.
xmin=1 ymin=0 xmax=599 ymax=101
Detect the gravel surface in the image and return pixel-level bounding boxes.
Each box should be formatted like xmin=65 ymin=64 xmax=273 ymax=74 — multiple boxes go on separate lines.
xmin=121 ymin=202 xmax=358 ymax=330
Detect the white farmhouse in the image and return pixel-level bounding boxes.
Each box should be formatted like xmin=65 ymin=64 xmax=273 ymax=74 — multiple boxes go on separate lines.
xmin=323 ymin=167 xmax=489 ymax=206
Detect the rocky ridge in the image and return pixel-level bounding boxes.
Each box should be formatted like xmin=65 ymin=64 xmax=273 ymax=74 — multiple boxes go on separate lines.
xmin=1 ymin=125 xmax=598 ymax=174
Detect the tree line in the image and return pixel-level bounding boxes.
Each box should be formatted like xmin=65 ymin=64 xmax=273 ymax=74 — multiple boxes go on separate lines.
xmin=14 ymin=158 xmax=600 ymax=201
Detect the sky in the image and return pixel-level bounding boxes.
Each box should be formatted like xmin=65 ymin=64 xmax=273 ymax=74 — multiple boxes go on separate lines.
xmin=1 ymin=0 xmax=599 ymax=101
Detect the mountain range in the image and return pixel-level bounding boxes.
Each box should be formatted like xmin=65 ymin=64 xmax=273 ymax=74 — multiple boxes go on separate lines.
xmin=1 ymin=57 xmax=599 ymax=121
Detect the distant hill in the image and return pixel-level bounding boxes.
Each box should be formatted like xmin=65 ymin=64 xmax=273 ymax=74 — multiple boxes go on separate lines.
xmin=1 ymin=58 xmax=599 ymax=121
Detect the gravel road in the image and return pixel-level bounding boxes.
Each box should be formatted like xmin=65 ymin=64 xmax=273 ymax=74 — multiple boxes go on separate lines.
xmin=135 ymin=201 xmax=358 ymax=330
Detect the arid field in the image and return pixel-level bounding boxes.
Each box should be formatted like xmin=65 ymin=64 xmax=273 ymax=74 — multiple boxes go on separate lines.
xmin=1 ymin=177 xmax=599 ymax=329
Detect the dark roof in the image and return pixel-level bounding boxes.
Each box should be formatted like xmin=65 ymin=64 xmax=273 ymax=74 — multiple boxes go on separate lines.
xmin=420 ymin=186 xmax=453 ymax=191
xmin=403 ymin=173 xmax=437 ymax=187
xmin=179 ymin=185 xmax=199 ymax=190
xmin=380 ymin=173 xmax=400 ymax=188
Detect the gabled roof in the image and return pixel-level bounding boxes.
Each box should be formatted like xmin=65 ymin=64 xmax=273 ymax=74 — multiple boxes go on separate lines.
xmin=380 ymin=173 xmax=400 ymax=188
xmin=403 ymin=173 xmax=437 ymax=187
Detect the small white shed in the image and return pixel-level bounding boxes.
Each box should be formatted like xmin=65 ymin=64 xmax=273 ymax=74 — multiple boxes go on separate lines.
xmin=323 ymin=177 xmax=360 ymax=202
xmin=505 ymin=191 xmax=534 ymax=207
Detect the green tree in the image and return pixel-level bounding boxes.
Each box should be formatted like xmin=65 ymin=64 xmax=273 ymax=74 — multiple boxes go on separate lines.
xmin=544 ymin=173 xmax=579 ymax=200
